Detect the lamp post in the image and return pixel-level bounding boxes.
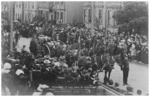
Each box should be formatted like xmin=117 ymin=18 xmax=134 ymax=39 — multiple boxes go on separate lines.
xmin=10 ymin=2 xmax=14 ymax=52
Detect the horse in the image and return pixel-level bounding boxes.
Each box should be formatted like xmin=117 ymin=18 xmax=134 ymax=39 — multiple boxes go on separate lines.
xmin=92 ymin=44 xmax=122 ymax=85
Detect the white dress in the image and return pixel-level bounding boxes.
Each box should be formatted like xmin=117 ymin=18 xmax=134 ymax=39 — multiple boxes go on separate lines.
xmin=130 ymin=43 xmax=136 ymax=56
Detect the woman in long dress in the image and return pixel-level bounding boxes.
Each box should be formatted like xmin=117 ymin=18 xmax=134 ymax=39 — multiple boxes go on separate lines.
xmin=130 ymin=43 xmax=136 ymax=60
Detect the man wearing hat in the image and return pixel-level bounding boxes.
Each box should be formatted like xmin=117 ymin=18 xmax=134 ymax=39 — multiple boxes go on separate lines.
xmin=121 ymin=55 xmax=129 ymax=85
xmin=29 ymin=34 xmax=38 ymax=57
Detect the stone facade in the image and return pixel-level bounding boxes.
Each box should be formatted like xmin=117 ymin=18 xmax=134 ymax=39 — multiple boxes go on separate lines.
xmin=53 ymin=2 xmax=83 ymax=24
xmin=1 ymin=2 xmax=9 ymax=24
xmin=83 ymin=2 xmax=122 ymax=32
xmin=23 ymin=2 xmax=38 ymax=22
xmin=14 ymin=2 xmax=23 ymax=21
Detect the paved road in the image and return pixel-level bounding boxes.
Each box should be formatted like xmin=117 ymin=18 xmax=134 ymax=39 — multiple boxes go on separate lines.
xmin=98 ymin=61 xmax=149 ymax=95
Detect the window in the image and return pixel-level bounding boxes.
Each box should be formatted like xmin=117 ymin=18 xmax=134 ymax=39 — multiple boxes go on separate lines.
xmin=24 ymin=3 xmax=26 ymax=8
xmin=55 ymin=2 xmax=59 ymax=5
xmin=57 ymin=12 xmax=59 ymax=19
xmin=16 ymin=13 xmax=17 ymax=19
xmin=16 ymin=3 xmax=18 ymax=7
xmin=108 ymin=10 xmax=114 ymax=26
xmin=29 ymin=3 xmax=30 ymax=9
xmin=19 ymin=2 xmax=21 ymax=8
xmin=46 ymin=11 xmax=48 ymax=19
xmin=29 ymin=13 xmax=30 ymax=22
xmin=54 ymin=12 xmax=57 ymax=19
xmin=25 ymin=14 xmax=27 ymax=21
xmin=26 ymin=3 xmax=27 ymax=8
xmin=84 ymin=9 xmax=86 ymax=22
xmin=99 ymin=10 xmax=102 ymax=24
xmin=60 ymin=12 xmax=63 ymax=20
xmin=32 ymin=3 xmax=34 ymax=9
xmin=88 ymin=9 xmax=91 ymax=22
xmin=61 ymin=2 xmax=63 ymax=5
xmin=113 ymin=10 xmax=117 ymax=26
xmin=108 ymin=10 xmax=111 ymax=25
xmin=24 ymin=14 xmax=25 ymax=20
xmin=51 ymin=14 xmax=53 ymax=20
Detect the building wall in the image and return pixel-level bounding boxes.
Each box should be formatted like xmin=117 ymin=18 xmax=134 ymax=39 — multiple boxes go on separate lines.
xmin=53 ymin=2 xmax=83 ymax=24
xmin=83 ymin=2 xmax=122 ymax=32
xmin=23 ymin=2 xmax=38 ymax=22
xmin=24 ymin=2 xmax=29 ymax=21
xmin=14 ymin=2 xmax=23 ymax=21
xmin=53 ymin=2 xmax=65 ymax=24
xmin=38 ymin=2 xmax=49 ymax=20
xmin=66 ymin=2 xmax=83 ymax=24
xmin=48 ymin=2 xmax=54 ymax=21
xmin=1 ymin=2 xmax=9 ymax=23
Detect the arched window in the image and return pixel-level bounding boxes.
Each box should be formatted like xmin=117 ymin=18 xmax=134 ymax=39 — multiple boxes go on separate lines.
xmin=32 ymin=3 xmax=34 ymax=9
xmin=99 ymin=10 xmax=102 ymax=24
xmin=88 ymin=9 xmax=91 ymax=22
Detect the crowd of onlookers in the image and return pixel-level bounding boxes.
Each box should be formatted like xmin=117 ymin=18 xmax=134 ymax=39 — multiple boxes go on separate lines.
xmin=1 ymin=18 xmax=148 ymax=95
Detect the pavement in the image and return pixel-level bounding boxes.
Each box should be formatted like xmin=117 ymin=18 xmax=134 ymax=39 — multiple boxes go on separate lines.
xmin=98 ymin=61 xmax=149 ymax=95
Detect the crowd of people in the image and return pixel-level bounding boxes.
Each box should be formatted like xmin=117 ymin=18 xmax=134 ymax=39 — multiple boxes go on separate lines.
xmin=1 ymin=17 xmax=148 ymax=95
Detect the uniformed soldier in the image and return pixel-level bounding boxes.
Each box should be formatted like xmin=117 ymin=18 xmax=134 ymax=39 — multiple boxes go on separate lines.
xmin=121 ymin=55 xmax=129 ymax=85
xmin=29 ymin=34 xmax=38 ymax=57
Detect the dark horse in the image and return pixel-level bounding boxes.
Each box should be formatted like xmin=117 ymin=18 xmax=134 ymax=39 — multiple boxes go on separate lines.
xmin=92 ymin=44 xmax=122 ymax=85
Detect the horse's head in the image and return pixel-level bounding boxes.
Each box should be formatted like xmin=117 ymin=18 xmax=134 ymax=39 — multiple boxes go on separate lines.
xmin=113 ymin=54 xmax=122 ymax=66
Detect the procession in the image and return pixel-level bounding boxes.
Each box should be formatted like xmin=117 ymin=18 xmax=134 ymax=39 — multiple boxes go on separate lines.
xmin=1 ymin=1 xmax=149 ymax=96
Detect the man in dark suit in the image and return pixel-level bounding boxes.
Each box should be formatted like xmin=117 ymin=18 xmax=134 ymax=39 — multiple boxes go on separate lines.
xmin=29 ymin=34 xmax=38 ymax=57
xmin=121 ymin=55 xmax=129 ymax=85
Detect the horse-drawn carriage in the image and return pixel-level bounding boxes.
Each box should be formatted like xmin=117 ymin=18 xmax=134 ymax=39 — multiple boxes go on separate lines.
xmin=2 ymin=31 xmax=124 ymax=96
xmin=35 ymin=34 xmax=123 ymax=86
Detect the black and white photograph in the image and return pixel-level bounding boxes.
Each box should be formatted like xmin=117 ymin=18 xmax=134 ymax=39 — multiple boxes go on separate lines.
xmin=1 ymin=1 xmax=149 ymax=95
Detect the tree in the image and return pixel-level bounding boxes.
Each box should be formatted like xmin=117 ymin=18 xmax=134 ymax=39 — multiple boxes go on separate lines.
xmin=114 ymin=2 xmax=148 ymax=35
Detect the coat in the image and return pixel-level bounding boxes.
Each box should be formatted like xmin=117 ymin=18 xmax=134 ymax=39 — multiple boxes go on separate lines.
xmin=29 ymin=39 xmax=38 ymax=56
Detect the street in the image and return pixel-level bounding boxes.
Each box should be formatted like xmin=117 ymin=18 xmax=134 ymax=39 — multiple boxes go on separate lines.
xmin=2 ymin=1 xmax=148 ymax=95
xmin=17 ymin=37 xmax=149 ymax=95
xmin=98 ymin=61 xmax=149 ymax=95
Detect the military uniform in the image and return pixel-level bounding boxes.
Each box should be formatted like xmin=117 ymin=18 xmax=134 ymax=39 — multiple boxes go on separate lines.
xmin=122 ymin=58 xmax=129 ymax=85
xmin=104 ymin=56 xmax=115 ymax=71
xmin=29 ymin=38 xmax=38 ymax=57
